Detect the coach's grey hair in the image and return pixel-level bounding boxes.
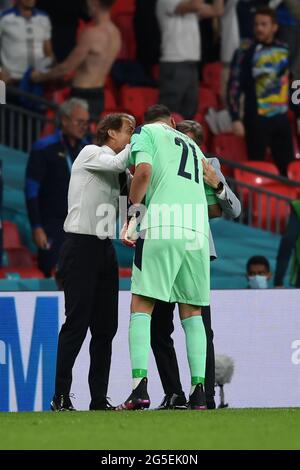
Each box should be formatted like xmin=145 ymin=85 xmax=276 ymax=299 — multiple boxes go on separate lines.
xmin=59 ymin=98 xmax=89 ymax=118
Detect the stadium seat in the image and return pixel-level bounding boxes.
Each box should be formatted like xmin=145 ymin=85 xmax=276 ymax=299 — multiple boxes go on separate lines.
xmin=234 ymin=161 xmax=280 ymax=210
xmin=2 ymin=221 xmax=22 ymax=249
xmin=111 ymin=0 xmax=135 ymax=16
xmin=252 ymin=183 xmax=298 ymax=233
xmin=287 ymin=160 xmax=300 ymax=182
xmin=0 ymin=267 xmax=44 ymax=279
xmin=202 ymin=62 xmax=223 ymax=97
xmin=113 ymin=13 xmax=136 ymax=61
xmin=52 ymin=87 xmax=71 ymax=105
xmin=198 ymin=86 xmax=219 ymax=114
xmin=287 ymin=160 xmax=300 ymax=197
xmin=119 ymin=85 xmax=159 ymax=123
xmin=210 ymin=133 xmax=248 ymax=176
xmin=234 ymin=161 xmax=280 ymax=186
xmin=119 ymin=267 xmax=132 ymax=278
xmin=40 ymin=108 xmax=57 ymax=138
xmin=5 ymin=247 xmax=34 ymax=268
xmin=104 ymin=88 xmax=118 ymax=112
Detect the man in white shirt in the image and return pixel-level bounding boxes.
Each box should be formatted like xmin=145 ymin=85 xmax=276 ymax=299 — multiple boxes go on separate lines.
xmin=0 ymin=0 xmax=54 ymax=84
xmin=51 ymin=113 xmax=135 ymax=412
xmin=156 ymin=0 xmax=224 ymax=118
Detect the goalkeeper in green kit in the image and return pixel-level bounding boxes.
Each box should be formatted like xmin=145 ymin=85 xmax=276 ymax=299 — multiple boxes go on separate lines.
xmin=116 ymin=113 xmax=221 ymax=411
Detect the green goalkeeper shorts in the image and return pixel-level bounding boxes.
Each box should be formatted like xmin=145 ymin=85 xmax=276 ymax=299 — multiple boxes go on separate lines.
xmin=131 ymin=227 xmax=210 ymax=306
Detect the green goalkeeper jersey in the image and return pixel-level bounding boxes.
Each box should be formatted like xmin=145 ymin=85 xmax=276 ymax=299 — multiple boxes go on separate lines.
xmin=129 ymin=123 xmax=218 ymax=236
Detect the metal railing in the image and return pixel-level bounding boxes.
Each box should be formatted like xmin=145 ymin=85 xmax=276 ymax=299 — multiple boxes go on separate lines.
xmin=219 ymin=158 xmax=300 ymax=234
xmin=218 ymin=157 xmax=300 ymax=187
xmin=0 ymin=86 xmax=59 ymax=153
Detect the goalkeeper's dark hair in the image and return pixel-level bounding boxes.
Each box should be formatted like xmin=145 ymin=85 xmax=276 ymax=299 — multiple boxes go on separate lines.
xmin=97 ymin=113 xmax=134 ymax=145
xmin=176 ymin=120 xmax=204 ymax=146
xmin=144 ymin=104 xmax=172 ymax=124
xmin=246 ymin=256 xmax=270 ymax=273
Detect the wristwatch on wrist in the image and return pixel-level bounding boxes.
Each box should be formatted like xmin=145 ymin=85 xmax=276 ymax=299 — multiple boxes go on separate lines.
xmin=215 ymin=181 xmax=224 ymax=193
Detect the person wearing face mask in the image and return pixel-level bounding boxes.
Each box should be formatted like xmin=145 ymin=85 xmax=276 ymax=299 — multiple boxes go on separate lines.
xmin=246 ymin=255 xmax=272 ymax=289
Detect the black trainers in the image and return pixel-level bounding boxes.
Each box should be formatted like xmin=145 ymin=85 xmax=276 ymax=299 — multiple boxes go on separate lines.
xmin=90 ymin=398 xmax=115 ymax=411
xmin=50 ymin=394 xmax=76 ymax=411
xmin=206 ymin=397 xmax=216 ymax=410
xmin=156 ymin=392 xmax=187 ymax=410
xmin=189 ymin=384 xmax=207 ymax=410
xmin=115 ymin=378 xmax=150 ymax=411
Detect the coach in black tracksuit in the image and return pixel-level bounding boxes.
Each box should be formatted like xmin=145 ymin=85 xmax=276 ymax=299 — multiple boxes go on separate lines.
xmin=51 ymin=113 xmax=134 ymax=412
xmin=150 ymin=119 xmax=241 ymax=410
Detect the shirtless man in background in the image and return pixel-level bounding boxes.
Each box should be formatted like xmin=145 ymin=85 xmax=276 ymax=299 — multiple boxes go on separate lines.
xmin=32 ymin=0 xmax=121 ymax=120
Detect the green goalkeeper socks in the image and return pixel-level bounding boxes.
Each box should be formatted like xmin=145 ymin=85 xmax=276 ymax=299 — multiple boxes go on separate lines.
xmin=129 ymin=312 xmax=151 ymax=388
xmin=181 ymin=315 xmax=207 ymax=387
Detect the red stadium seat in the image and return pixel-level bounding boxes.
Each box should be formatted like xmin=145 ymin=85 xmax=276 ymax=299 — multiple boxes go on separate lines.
xmin=210 ymin=133 xmax=248 ymax=176
xmin=287 ymin=160 xmax=300 ymax=182
xmin=0 ymin=267 xmax=44 ymax=279
xmin=5 ymin=247 xmax=34 ymax=268
xmin=40 ymin=108 xmax=56 ymax=138
xmin=287 ymin=160 xmax=300 ymax=197
xmin=111 ymin=0 xmax=135 ymax=16
xmin=113 ymin=13 xmax=136 ymax=60
xmin=252 ymin=183 xmax=298 ymax=233
xmin=198 ymin=86 xmax=219 ymax=114
xmin=104 ymin=88 xmax=118 ymax=111
xmin=234 ymin=161 xmax=280 ymax=209
xmin=119 ymin=85 xmax=159 ymax=123
xmin=119 ymin=267 xmax=132 ymax=278
xmin=52 ymin=87 xmax=71 ymax=105
xmin=234 ymin=161 xmax=280 ymax=186
xmin=202 ymin=62 xmax=223 ymax=97
xmin=2 ymin=221 xmax=22 ymax=249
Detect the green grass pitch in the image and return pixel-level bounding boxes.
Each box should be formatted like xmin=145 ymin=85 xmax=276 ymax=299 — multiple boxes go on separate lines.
xmin=1 ymin=408 xmax=300 ymax=450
